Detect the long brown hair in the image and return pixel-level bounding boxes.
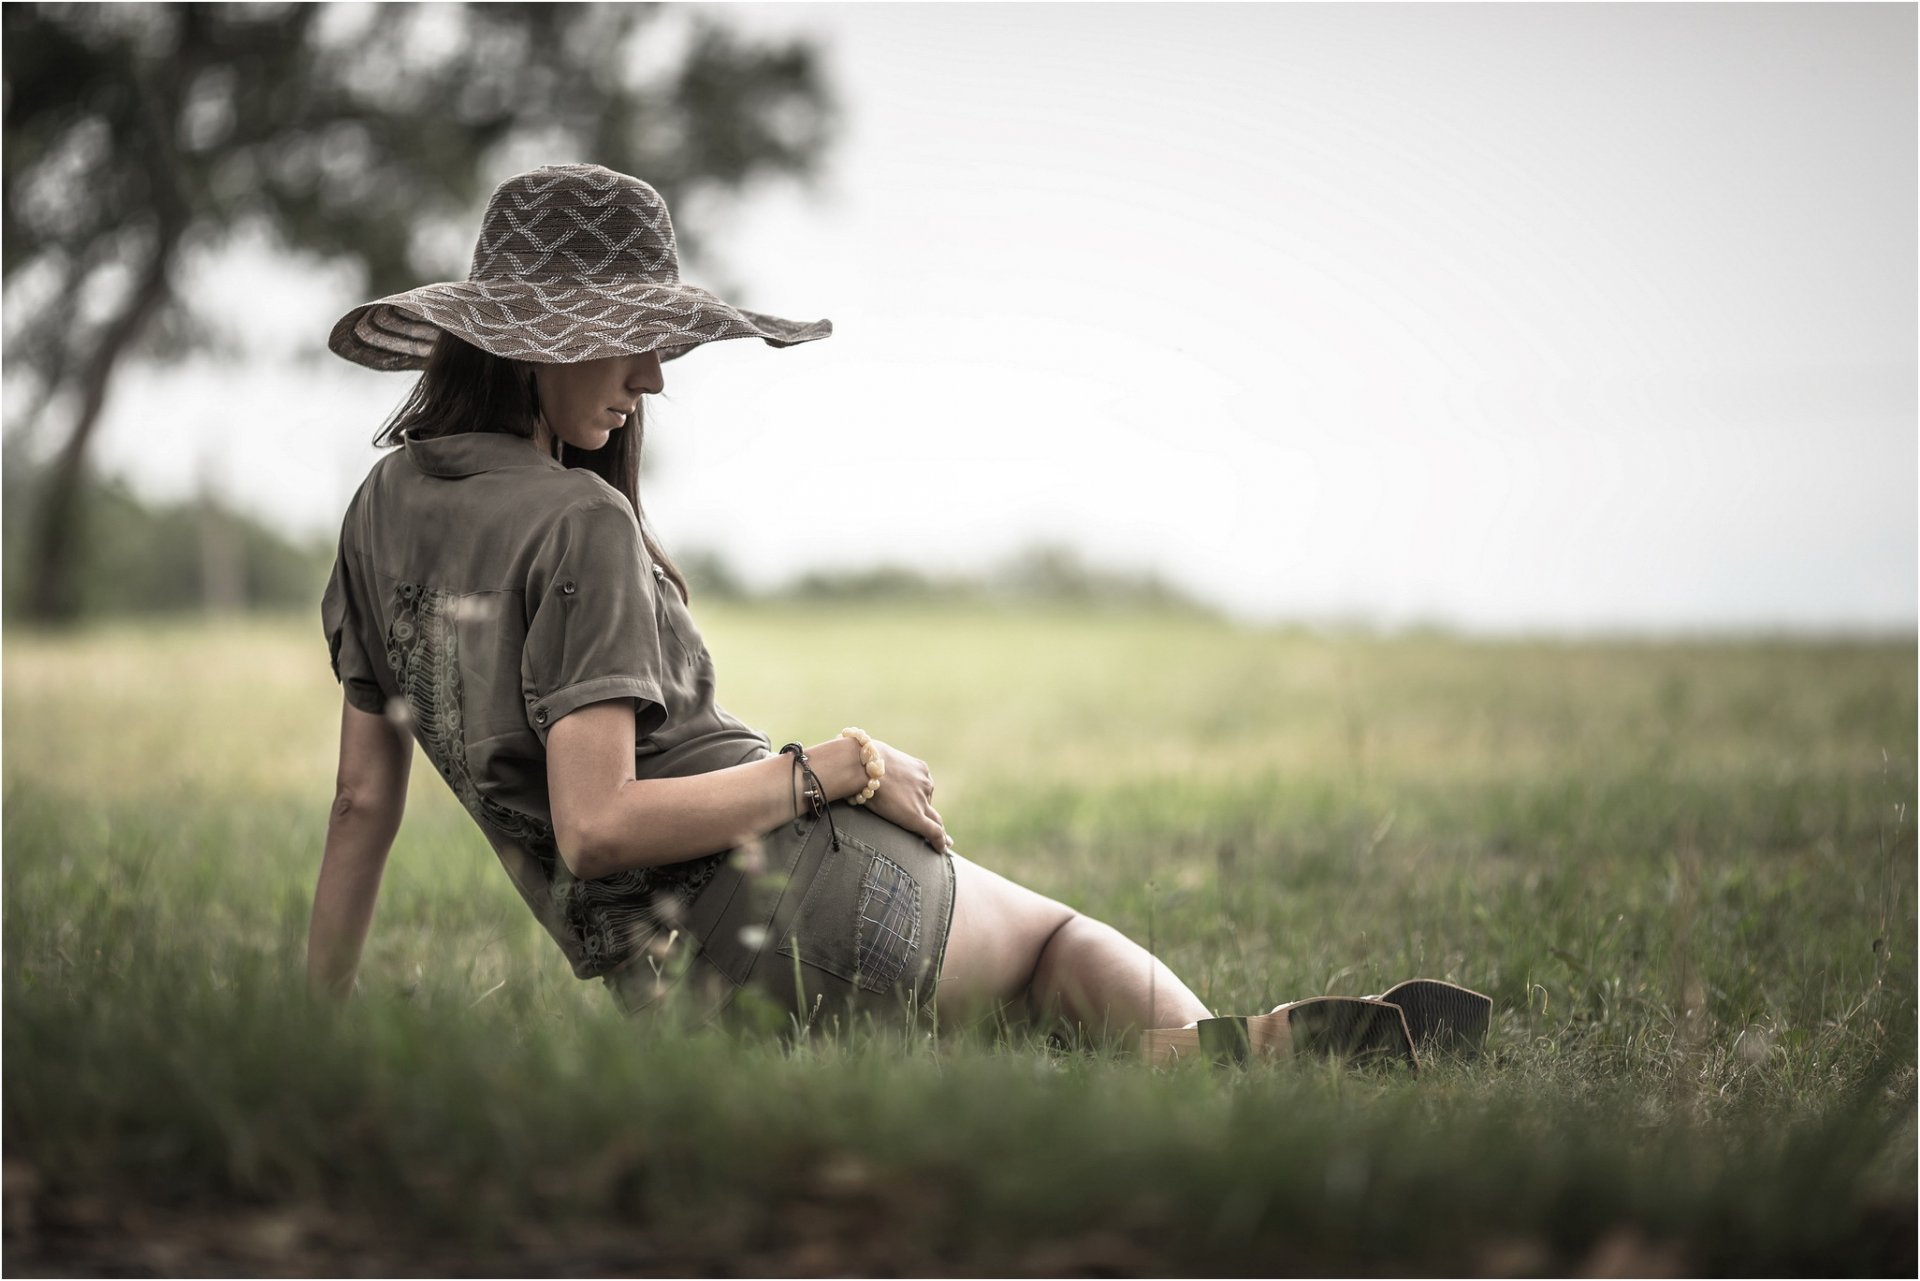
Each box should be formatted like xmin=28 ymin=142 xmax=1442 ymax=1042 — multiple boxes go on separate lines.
xmin=372 ymin=333 xmax=688 ymax=601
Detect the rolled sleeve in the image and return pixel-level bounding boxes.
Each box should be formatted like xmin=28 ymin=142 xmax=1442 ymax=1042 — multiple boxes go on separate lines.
xmin=321 ymin=535 xmax=388 ymax=715
xmin=521 ymin=495 xmax=669 ymax=746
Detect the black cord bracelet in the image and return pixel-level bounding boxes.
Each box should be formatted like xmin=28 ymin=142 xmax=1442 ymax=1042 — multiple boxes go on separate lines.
xmin=778 ymin=742 xmax=840 ymax=852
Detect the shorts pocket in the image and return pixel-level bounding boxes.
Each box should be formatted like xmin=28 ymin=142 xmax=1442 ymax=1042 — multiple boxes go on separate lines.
xmin=854 ymin=851 xmax=923 ymax=993
xmin=777 ymin=833 xmax=923 ymax=995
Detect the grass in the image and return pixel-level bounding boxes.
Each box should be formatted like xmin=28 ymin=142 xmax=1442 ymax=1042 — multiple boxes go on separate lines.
xmin=4 ymin=605 xmax=1914 ymax=1274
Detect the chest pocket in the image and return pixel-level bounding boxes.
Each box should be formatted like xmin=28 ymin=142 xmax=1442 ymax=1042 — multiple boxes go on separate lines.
xmin=652 ymin=562 xmax=707 ymax=676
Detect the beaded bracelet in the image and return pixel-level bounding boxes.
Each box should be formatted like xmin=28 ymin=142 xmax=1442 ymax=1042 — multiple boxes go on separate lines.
xmin=840 ymin=726 xmax=885 ymax=805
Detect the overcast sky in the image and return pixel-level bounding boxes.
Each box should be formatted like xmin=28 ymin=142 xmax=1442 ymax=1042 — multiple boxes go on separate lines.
xmin=73 ymin=2 xmax=1919 ymax=632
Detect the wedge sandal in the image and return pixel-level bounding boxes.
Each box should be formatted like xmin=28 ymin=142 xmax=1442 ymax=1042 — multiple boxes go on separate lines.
xmin=1365 ymin=979 xmax=1492 ymax=1056
xmin=1142 ymin=996 xmax=1419 ymax=1071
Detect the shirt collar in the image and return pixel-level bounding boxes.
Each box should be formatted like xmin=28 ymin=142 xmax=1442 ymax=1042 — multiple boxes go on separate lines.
xmin=403 ymin=429 xmax=562 ymax=479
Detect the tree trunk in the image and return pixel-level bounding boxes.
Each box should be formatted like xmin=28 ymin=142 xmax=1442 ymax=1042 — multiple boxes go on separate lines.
xmin=197 ymin=450 xmax=245 ymax=614
xmin=23 ymin=241 xmax=176 ymax=623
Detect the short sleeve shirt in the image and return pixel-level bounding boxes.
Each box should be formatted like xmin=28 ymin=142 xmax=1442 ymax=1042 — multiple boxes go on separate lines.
xmin=321 ymin=429 xmax=772 ymax=979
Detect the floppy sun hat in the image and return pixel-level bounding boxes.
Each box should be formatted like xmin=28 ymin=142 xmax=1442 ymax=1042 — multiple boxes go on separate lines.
xmin=328 ymin=163 xmax=831 ymax=371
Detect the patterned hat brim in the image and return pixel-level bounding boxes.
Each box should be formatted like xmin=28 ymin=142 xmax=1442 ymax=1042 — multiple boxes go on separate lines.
xmin=328 ymin=277 xmax=831 ymax=371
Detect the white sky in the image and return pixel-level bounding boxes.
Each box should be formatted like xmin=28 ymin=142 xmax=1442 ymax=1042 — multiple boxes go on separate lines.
xmin=68 ymin=2 xmax=1920 ymax=632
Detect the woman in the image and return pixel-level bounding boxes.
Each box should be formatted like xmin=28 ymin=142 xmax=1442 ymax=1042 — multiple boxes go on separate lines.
xmin=308 ymin=164 xmax=1481 ymax=1064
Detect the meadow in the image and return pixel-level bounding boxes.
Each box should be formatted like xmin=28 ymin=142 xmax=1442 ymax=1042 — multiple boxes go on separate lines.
xmin=4 ymin=605 xmax=1914 ymax=1275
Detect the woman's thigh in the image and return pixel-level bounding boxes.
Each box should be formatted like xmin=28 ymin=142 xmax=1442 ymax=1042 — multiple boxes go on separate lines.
xmin=935 ymin=852 xmax=1076 ymax=1017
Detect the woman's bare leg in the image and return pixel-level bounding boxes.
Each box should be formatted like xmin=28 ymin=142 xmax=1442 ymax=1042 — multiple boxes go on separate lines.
xmin=935 ymin=853 xmax=1210 ymax=1043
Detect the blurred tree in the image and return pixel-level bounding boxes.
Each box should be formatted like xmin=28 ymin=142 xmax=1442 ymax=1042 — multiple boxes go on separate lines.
xmin=1 ymin=444 xmax=332 ymax=619
xmin=2 ymin=1 xmax=835 ymax=621
xmin=674 ymin=547 xmax=749 ymax=602
xmin=776 ymin=543 xmax=1208 ymax=613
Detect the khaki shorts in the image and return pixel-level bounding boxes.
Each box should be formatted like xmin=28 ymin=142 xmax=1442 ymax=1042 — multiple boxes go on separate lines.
xmin=602 ymin=801 xmax=957 ymax=1034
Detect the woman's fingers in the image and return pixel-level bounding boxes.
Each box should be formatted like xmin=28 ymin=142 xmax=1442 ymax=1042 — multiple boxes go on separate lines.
xmin=863 ymin=738 xmax=948 ymax=847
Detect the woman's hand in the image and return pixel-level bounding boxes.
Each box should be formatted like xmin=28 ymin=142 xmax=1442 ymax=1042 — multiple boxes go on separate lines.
xmin=863 ymin=738 xmax=948 ymax=852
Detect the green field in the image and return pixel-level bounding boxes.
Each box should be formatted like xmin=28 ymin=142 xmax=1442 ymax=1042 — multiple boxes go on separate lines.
xmin=5 ymin=607 xmax=1914 ymax=1275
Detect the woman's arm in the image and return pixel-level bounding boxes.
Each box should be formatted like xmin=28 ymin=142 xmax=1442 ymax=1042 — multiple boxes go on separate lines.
xmin=547 ymin=700 xmax=946 ymax=879
xmin=307 ymin=696 xmax=412 ymax=999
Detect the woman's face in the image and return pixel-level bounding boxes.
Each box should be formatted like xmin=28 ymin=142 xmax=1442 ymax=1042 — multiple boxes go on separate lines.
xmin=532 ymin=350 xmax=665 ymax=451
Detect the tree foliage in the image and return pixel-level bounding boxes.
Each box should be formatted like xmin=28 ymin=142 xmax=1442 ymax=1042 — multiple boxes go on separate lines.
xmin=2 ymin=2 xmax=835 ymax=621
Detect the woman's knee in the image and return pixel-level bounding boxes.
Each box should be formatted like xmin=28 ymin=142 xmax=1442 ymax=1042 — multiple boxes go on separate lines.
xmin=936 ymin=853 xmax=1075 ymax=1012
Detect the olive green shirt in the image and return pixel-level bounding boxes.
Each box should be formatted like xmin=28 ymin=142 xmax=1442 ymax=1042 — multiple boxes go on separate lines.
xmin=321 ymin=429 xmax=771 ymax=978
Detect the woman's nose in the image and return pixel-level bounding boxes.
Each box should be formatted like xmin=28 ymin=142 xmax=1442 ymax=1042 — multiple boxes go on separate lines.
xmin=627 ymin=351 xmax=664 ymax=396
